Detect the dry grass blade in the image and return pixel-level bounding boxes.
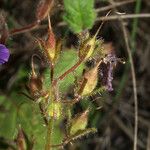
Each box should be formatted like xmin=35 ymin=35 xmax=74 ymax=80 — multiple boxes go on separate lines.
xmin=96 ymin=13 xmax=150 ymax=21
xmin=96 ymin=0 xmax=135 ymax=13
xmin=109 ymin=0 xmax=139 ymax=150
xmin=120 ymin=17 xmax=138 ymax=150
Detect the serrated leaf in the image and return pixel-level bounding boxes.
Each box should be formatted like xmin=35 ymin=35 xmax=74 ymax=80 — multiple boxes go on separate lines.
xmin=63 ymin=0 xmax=96 ymax=33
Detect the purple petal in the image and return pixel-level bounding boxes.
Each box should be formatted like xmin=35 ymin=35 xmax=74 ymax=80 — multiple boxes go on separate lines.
xmin=0 ymin=44 xmax=10 ymax=64
xmin=100 ymin=53 xmax=118 ymax=92
xmin=99 ymin=63 xmax=114 ymax=91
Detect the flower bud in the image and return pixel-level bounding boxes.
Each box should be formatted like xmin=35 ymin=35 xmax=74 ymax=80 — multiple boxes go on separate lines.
xmin=37 ymin=18 xmax=61 ymax=64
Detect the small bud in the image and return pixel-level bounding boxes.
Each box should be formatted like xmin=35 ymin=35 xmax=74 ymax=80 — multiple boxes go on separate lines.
xmin=47 ymin=102 xmax=62 ymax=119
xmin=37 ymin=16 xmax=61 ymax=64
xmin=68 ymin=109 xmax=89 ymax=135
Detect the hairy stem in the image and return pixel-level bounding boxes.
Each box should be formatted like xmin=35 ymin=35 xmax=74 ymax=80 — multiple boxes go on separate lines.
xmin=45 ymin=117 xmax=54 ymax=150
xmin=10 ymin=21 xmax=39 ymax=36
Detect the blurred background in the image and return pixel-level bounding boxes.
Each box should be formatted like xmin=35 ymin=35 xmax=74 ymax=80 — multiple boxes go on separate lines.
xmin=0 ymin=0 xmax=150 ymax=149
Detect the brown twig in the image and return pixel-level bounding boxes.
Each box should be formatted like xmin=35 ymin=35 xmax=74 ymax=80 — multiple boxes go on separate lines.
xmin=96 ymin=0 xmax=135 ymax=13
xmin=120 ymin=18 xmax=138 ymax=150
xmin=96 ymin=13 xmax=150 ymax=21
xmin=10 ymin=21 xmax=40 ymax=36
xmin=57 ymin=13 xmax=150 ymax=27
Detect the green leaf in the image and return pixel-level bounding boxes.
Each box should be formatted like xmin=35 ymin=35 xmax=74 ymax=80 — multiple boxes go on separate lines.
xmin=63 ymin=0 xmax=96 ymax=33
xmin=44 ymin=49 xmax=84 ymax=92
xmin=18 ymin=103 xmax=47 ymax=150
xmin=0 ymin=96 xmax=17 ymax=139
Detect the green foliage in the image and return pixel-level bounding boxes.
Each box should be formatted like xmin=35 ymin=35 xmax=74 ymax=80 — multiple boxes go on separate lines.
xmin=63 ymin=0 xmax=96 ymax=33
xmin=0 ymin=94 xmax=47 ymax=149
xmin=0 ymin=96 xmax=17 ymax=139
xmin=44 ymin=49 xmax=84 ymax=92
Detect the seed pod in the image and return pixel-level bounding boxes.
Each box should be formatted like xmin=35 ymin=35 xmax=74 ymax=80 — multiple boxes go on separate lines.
xmin=28 ymin=74 xmax=43 ymax=97
xmin=79 ymin=61 xmax=101 ymax=96
xmin=68 ymin=109 xmax=89 ymax=135
xmin=28 ymin=55 xmax=44 ymax=99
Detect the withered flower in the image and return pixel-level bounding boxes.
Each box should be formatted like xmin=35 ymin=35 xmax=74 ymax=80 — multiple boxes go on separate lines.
xmin=100 ymin=52 xmax=122 ymax=91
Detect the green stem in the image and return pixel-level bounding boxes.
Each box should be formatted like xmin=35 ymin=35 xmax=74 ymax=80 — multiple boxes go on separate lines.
xmin=45 ymin=117 xmax=54 ymax=150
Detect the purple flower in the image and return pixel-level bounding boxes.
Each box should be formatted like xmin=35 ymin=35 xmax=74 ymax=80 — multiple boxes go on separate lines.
xmin=0 ymin=44 xmax=10 ymax=64
xmin=100 ymin=53 xmax=118 ymax=91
